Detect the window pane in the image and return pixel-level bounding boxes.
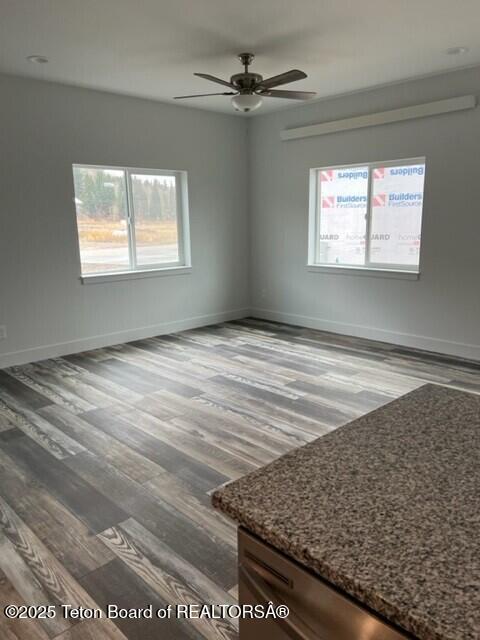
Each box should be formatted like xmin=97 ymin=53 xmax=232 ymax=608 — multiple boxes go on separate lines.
xmin=131 ymin=174 xmax=179 ymax=266
xmin=369 ymin=163 xmax=425 ymax=266
xmin=73 ymin=167 xmax=129 ymax=274
xmin=317 ymin=167 xmax=368 ymax=265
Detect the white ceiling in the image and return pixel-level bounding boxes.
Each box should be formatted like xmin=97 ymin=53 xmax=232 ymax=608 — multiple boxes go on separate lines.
xmin=1 ymin=0 xmax=479 ymax=115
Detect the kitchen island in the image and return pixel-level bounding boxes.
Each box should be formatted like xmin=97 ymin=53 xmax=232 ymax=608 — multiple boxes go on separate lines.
xmin=212 ymin=384 xmax=480 ymax=640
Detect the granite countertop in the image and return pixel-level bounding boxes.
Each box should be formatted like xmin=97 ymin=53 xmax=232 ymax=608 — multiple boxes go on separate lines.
xmin=212 ymin=384 xmax=480 ymax=640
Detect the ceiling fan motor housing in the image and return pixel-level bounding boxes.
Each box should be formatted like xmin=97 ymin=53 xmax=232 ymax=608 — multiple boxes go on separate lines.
xmin=230 ymin=72 xmax=263 ymax=93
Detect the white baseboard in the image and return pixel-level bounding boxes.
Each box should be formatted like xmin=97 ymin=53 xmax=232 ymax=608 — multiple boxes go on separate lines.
xmin=252 ymin=307 xmax=480 ymax=362
xmin=2 ymin=306 xmax=478 ymax=368
xmin=0 ymin=308 xmax=251 ymax=369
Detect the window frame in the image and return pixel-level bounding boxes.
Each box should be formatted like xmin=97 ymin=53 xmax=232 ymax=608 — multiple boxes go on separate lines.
xmin=72 ymin=163 xmax=191 ymax=283
xmin=308 ymin=156 xmax=426 ymax=277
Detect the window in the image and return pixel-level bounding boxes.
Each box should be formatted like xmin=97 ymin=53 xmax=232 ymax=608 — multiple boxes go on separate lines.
xmin=72 ymin=165 xmax=190 ymax=278
xmin=308 ymin=158 xmax=426 ymax=274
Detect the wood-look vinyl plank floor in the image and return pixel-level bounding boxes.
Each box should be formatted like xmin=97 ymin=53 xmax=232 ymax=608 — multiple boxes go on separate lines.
xmin=0 ymin=318 xmax=478 ymax=639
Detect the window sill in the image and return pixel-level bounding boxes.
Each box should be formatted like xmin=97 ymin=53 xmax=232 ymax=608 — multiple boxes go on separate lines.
xmin=307 ymin=264 xmax=419 ymax=280
xmin=80 ymin=265 xmax=192 ymax=284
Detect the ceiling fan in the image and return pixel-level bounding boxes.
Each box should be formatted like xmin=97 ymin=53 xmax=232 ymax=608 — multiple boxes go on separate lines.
xmin=174 ymin=53 xmax=316 ymax=112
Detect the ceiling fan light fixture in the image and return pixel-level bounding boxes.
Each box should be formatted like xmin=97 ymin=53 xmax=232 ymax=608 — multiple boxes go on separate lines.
xmin=231 ymin=93 xmax=263 ymax=113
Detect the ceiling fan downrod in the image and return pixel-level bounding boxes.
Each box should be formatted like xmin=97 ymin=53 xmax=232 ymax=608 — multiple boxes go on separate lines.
xmin=238 ymin=52 xmax=255 ymax=73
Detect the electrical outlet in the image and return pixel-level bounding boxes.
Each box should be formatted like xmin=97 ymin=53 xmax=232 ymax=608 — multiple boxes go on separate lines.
xmin=0 ymin=325 xmax=6 ymax=340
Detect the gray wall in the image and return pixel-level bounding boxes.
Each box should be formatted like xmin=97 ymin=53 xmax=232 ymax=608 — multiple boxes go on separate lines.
xmin=1 ymin=68 xmax=479 ymax=366
xmin=0 ymin=74 xmax=249 ymax=367
xmin=248 ymin=67 xmax=480 ymax=360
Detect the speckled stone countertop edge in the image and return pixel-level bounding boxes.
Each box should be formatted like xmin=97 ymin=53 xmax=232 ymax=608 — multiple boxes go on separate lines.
xmin=212 ymin=492 xmax=434 ymax=640
xmin=211 ymin=384 xmax=479 ymax=640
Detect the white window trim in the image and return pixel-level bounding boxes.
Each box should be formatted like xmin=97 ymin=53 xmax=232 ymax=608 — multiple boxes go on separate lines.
xmin=73 ymin=164 xmax=191 ymax=282
xmin=80 ymin=265 xmax=192 ymax=285
xmin=306 ymin=265 xmax=419 ymax=280
xmin=307 ymin=156 xmax=426 ymax=276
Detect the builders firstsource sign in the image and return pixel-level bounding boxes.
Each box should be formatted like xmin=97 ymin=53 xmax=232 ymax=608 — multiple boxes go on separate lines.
xmin=318 ymin=163 xmax=425 ymax=266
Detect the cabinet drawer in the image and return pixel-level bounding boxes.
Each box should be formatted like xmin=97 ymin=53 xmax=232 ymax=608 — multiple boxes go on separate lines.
xmin=238 ymin=528 xmax=412 ymax=640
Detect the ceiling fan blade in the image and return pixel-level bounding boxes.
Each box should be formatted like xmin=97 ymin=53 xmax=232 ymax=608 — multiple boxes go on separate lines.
xmin=194 ymin=73 xmax=236 ymax=89
xmin=256 ymin=69 xmax=307 ymax=90
xmin=258 ymin=89 xmax=316 ymax=100
xmin=174 ymin=92 xmax=237 ymax=99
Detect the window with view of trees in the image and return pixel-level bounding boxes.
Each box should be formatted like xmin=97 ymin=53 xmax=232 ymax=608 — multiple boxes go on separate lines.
xmin=308 ymin=158 xmax=426 ymax=272
xmin=72 ymin=165 xmax=190 ymax=276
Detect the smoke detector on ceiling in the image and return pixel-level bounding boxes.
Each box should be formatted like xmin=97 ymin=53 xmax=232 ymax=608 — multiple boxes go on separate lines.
xmin=445 ymin=47 xmax=469 ymax=56
xmin=27 ymin=55 xmax=49 ymax=64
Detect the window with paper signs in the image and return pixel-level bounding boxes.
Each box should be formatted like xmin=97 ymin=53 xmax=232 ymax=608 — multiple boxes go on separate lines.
xmin=308 ymin=158 xmax=426 ymax=272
